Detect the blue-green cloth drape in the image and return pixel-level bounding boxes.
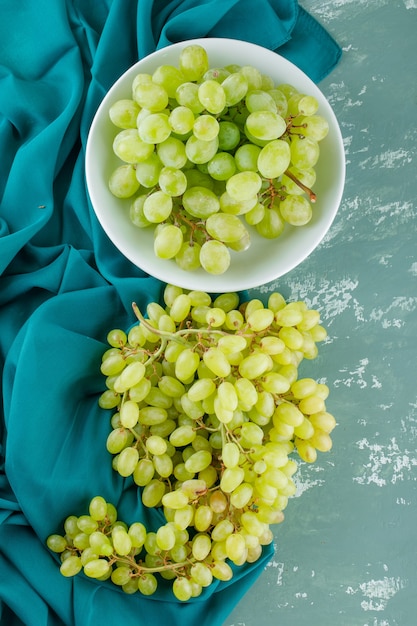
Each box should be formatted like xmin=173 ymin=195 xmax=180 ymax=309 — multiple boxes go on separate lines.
xmin=0 ymin=1 xmax=341 ymax=624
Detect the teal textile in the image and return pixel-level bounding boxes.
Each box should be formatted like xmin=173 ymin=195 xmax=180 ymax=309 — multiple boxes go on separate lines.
xmin=0 ymin=1 xmax=341 ymax=624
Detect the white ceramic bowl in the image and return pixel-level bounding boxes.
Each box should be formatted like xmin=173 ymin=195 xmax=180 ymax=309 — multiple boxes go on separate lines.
xmin=86 ymin=38 xmax=345 ymax=292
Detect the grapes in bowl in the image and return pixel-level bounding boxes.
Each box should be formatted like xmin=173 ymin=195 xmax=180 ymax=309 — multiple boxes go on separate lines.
xmin=85 ymin=38 xmax=345 ymax=291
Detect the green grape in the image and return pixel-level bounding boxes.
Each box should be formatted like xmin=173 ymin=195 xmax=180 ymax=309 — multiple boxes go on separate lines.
xmin=138 ymin=112 xmax=171 ymax=144
xmin=211 ymin=560 xmax=233 ymax=581
xmin=230 ymin=482 xmax=253 ymax=508
xmin=298 ymin=394 xmax=326 ymax=415
xmin=169 ymin=292 xmax=191 ymax=322
xmin=133 ymin=458 xmax=155 ymax=486
xmin=225 ymin=532 xmax=247 ymax=563
xmin=89 ymin=496 xmax=107 ymax=521
xmin=152 ymin=64 xmax=185 ymax=98
xmin=158 ymin=375 xmax=186 ymax=398
xmin=193 ymin=114 xmax=219 ymax=141
xmin=111 ymin=566 xmax=132 ymax=586
xmin=296 ymin=115 xmax=329 ymax=141
xmin=135 ymin=153 xmax=163 ymax=188
xmin=197 ymin=80 xmax=226 ymax=114
xmin=309 ymin=411 xmax=336 ymax=433
xmin=245 ymin=89 xmax=277 ymax=113
xmin=158 ymin=167 xmax=187 ymax=197
xmin=175 ymin=82 xmax=205 ymax=113
xmin=169 ymin=424 xmax=196 ymax=447
xmin=257 ymin=139 xmax=291 ymax=178
xmin=120 ymin=400 xmax=139 ymax=428
xmin=144 ymin=434 xmax=167 ymax=456
xmin=296 ymin=94 xmax=319 ymax=116
xmin=226 ymin=171 xmax=262 ymax=202
xmin=217 ymin=120 xmax=241 ymax=150
xmin=112 ymin=129 xmax=155 ymax=164
xmin=190 ymin=562 xmax=213 ymax=587
xmin=295 ymin=437 xmax=317 ymax=463
xmin=143 ymin=190 xmax=173 ymax=223
xmin=219 ymin=192 xmax=257 ymax=217
xmin=245 ymin=110 xmax=286 ymax=142
xmin=133 ymin=81 xmax=169 ymax=112
xmin=156 ymin=524 xmax=176 ymax=551
xmin=246 ymin=307 xmax=274 ymax=331
xmin=234 ymin=377 xmax=258 ymax=409
xmin=184 ymin=450 xmax=212 ymax=474
xmin=211 ymin=518 xmax=235 ymax=542
xmin=46 ymin=534 xmax=67 ymax=553
xmin=199 ymin=240 xmax=231 ymax=275
xmin=89 ymin=531 xmax=113 ymax=556
xmin=112 ymin=526 xmax=132 ymax=556
xmin=76 ymin=515 xmax=98 ymax=535
xmin=130 ymin=195 xmax=151 ymax=229
xmin=220 ymin=467 xmax=244 ymax=493
xmin=234 ymin=143 xmax=262 ymax=172
xmin=127 ymin=522 xmax=146 ymax=548
xmin=204 ymin=67 xmax=230 ymax=82
xmin=240 ymin=65 xmax=263 ymax=90
xmin=174 ymin=348 xmax=199 ymax=382
xmin=174 ymin=505 xmax=194 ymax=530
xmin=207 ymin=152 xmax=236 ymax=181
xmin=222 ymin=441 xmax=240 ymax=468
xmin=203 ymin=346 xmax=231 ymax=378
xmin=138 ymin=573 xmax=158 ymax=596
xmin=113 ymin=361 xmax=146 ymax=393
xmin=267 ymin=88 xmax=288 ymax=116
xmin=221 ymin=72 xmax=248 ymax=106
xmin=175 ymin=241 xmax=202 ymax=271
xmin=185 ymin=135 xmax=219 ymax=164
xmin=108 ymin=165 xmax=140 ymax=199
xmin=157 ymin=136 xmax=188 ymax=168
xmin=169 ymin=105 xmax=195 ymax=135
xmin=142 ymin=479 xmax=166 ymax=507
xmin=129 ymin=377 xmax=152 ymax=402
xmin=275 ymin=305 xmax=304 ymax=327
xmin=290 ymin=136 xmax=320 ymax=169
xmin=205 ymin=213 xmax=248 ymax=244
xmin=173 ymin=576 xmax=193 ymax=601
xmin=138 ymin=406 xmax=168 ymax=425
xmin=244 ymin=202 xmax=265 ymax=226
xmin=154 ymin=224 xmax=184 ymax=260
xmin=280 ymin=195 xmax=312 ymax=226
xmin=187 ymin=378 xmax=216 ymax=402
xmin=205 ymin=306 xmax=226 ymax=327
xmin=274 ymin=402 xmax=304 ymax=427
xmin=60 ymin=555 xmax=82 ymax=577
xmin=217 ymin=381 xmax=238 ymax=412
xmin=179 ymin=44 xmax=209 ymax=81
xmin=240 ymin=422 xmax=264 ymax=446
xmin=153 ymin=453 xmax=173 ymax=478
xmin=145 ymin=385 xmax=172 ymax=408
xmin=182 ymin=186 xmax=220 ymax=218
xmin=238 ymin=351 xmax=273 ymax=379
xmin=116 ymin=446 xmax=139 ymax=477
xmin=191 ymin=533 xmax=211 ymax=561
xmin=109 ymin=98 xmax=140 ymax=129
xmin=194 ymin=505 xmax=213 ymax=532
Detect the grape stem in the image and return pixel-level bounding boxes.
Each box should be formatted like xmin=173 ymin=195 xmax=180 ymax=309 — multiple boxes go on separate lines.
xmin=283 ymin=168 xmax=317 ymax=203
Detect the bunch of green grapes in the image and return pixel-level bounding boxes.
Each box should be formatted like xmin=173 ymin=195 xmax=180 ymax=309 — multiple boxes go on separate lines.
xmin=47 ymin=284 xmax=336 ymax=600
xmin=107 ymin=44 xmax=330 ymax=274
